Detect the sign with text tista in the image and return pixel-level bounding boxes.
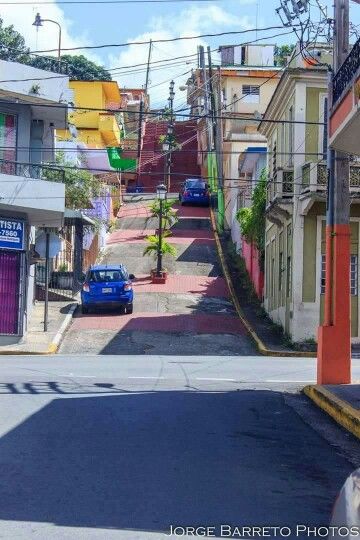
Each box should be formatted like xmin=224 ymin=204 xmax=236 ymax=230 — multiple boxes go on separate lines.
xmin=0 ymin=218 xmax=25 ymax=251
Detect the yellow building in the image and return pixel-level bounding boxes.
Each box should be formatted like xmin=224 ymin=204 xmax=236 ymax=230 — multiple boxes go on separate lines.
xmin=57 ymin=80 xmax=122 ymax=148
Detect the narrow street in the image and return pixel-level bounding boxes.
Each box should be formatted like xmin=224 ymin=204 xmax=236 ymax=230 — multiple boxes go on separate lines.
xmin=0 ymin=354 xmax=359 ymax=539
xmin=60 ymin=200 xmax=257 ymax=356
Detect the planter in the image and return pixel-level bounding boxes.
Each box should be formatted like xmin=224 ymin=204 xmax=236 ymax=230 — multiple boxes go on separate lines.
xmin=50 ymin=271 xmax=74 ymax=290
xmin=151 ymin=269 xmax=168 ymax=284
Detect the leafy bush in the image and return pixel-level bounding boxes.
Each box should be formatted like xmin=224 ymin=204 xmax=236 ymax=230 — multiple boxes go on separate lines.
xmin=236 ymin=169 xmax=267 ymax=267
xmin=143 ymin=231 xmax=177 ymax=260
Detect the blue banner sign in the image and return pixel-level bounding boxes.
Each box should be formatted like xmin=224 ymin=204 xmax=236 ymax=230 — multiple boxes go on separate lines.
xmin=0 ymin=218 xmax=25 ymax=251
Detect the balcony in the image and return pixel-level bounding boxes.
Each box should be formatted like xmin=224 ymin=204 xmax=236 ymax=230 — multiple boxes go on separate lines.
xmin=266 ymin=168 xmax=294 ymax=207
xmin=301 ymin=161 xmax=360 ymax=193
xmin=330 ymin=36 xmax=360 ymax=154
xmin=0 ymin=159 xmax=65 ymax=227
xmin=98 ymin=113 xmax=121 ymax=146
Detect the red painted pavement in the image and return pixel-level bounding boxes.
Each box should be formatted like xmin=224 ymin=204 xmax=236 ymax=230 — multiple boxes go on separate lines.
xmin=117 ymin=202 xmax=210 ymax=220
xmin=132 ymin=274 xmax=229 ymax=297
xmin=72 ymin=312 xmax=246 ymax=334
xmin=107 ymin=228 xmax=215 ymax=245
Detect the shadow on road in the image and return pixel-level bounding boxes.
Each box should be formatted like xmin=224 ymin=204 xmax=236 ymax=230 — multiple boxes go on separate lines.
xmin=0 ymin=390 xmax=351 ymax=532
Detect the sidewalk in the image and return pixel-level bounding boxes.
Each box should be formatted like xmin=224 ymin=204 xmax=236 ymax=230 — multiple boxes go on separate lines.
xmin=304 ymin=384 xmax=360 ymax=440
xmin=0 ymin=301 xmax=78 ymax=355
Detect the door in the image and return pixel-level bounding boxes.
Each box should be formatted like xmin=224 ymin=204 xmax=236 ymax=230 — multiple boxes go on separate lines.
xmin=0 ymin=251 xmax=21 ymax=335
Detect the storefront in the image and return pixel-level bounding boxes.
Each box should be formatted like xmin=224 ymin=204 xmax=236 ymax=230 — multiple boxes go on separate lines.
xmin=0 ymin=217 xmax=26 ymax=337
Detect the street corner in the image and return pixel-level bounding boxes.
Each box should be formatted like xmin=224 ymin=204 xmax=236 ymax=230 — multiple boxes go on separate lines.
xmin=303 ymin=384 xmax=360 ymax=440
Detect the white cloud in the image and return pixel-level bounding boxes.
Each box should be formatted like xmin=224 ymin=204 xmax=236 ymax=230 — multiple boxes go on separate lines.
xmin=109 ymin=4 xmax=255 ymax=107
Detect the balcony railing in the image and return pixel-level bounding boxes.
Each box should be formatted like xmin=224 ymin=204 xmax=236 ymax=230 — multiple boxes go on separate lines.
xmin=266 ymin=168 xmax=294 ymax=206
xmin=333 ymin=36 xmax=360 ymax=105
xmin=0 ymin=159 xmax=65 ymax=184
xmin=301 ymin=161 xmax=360 ymax=192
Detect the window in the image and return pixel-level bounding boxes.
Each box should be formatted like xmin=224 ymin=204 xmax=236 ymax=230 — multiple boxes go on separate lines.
xmin=242 ymin=85 xmax=260 ymax=104
xmin=286 ymin=224 xmax=292 ymax=298
xmin=88 ymin=269 xmax=127 ymax=283
xmin=351 ymin=255 xmax=358 ymax=296
xmin=321 ymin=254 xmax=358 ymax=296
xmin=288 ymin=106 xmax=294 ymax=166
xmin=321 ymin=254 xmax=326 ymax=294
xmin=0 ymin=112 xmax=17 ymax=174
xmin=321 ymin=96 xmax=328 ymax=161
xmin=279 ymin=251 xmax=284 ymax=292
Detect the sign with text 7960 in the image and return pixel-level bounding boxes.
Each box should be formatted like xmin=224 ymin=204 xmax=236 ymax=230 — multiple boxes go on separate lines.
xmin=0 ymin=219 xmax=25 ymax=251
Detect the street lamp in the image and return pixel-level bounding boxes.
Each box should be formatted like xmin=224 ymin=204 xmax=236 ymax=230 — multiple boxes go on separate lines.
xmin=32 ymin=12 xmax=62 ymax=72
xmin=156 ymin=183 xmax=167 ymax=277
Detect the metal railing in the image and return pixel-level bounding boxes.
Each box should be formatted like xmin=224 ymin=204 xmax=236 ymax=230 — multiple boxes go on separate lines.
xmin=0 ymin=159 xmax=65 ymax=183
xmin=333 ymin=37 xmax=360 ymax=105
xmin=301 ymin=161 xmax=360 ymax=192
xmin=266 ymin=169 xmax=294 ymax=206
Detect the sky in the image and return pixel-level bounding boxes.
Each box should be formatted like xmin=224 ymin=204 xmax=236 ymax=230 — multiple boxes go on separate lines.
xmin=1 ymin=0 xmax=360 ymax=108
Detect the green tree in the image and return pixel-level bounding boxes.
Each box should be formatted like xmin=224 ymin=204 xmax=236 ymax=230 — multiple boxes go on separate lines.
xmin=0 ymin=17 xmax=30 ymax=62
xmin=274 ymin=45 xmax=295 ymax=67
xmin=0 ymin=18 xmax=111 ymax=80
xmin=236 ymin=169 xmax=267 ymax=268
xmin=29 ymin=54 xmax=111 ymax=80
xmin=43 ymin=153 xmax=100 ymax=209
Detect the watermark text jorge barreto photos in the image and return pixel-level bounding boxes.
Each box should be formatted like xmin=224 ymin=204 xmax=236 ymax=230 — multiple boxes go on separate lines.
xmin=167 ymin=525 xmax=360 ymax=537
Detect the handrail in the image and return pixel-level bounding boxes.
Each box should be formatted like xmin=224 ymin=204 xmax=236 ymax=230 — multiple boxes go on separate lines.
xmin=333 ymin=37 xmax=360 ymax=105
xmin=0 ymin=158 xmax=65 ymax=183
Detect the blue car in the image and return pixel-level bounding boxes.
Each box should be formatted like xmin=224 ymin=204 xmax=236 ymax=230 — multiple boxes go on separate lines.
xmin=81 ymin=264 xmax=134 ymax=314
xmin=179 ymin=178 xmax=210 ymax=206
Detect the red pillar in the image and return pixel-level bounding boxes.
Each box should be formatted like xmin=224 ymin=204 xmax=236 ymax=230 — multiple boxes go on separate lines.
xmin=317 ymin=224 xmax=351 ymax=384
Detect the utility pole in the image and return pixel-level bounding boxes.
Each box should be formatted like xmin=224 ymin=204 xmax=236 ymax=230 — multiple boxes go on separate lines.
xmin=318 ymin=0 xmax=351 ymax=384
xmin=136 ymin=39 xmax=152 ymax=190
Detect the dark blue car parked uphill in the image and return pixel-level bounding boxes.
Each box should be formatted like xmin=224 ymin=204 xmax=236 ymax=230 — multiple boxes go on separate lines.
xmin=81 ymin=265 xmax=134 ymax=314
xmin=179 ymin=178 xmax=210 ymax=206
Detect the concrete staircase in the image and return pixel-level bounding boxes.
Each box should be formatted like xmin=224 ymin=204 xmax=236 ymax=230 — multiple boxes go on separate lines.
xmin=125 ymin=119 xmax=201 ymax=192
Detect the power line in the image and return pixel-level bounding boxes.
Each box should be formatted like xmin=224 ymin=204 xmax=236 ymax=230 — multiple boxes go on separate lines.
xmin=28 ymin=25 xmax=297 ymax=54
xmin=0 ymin=99 xmax=325 ymax=125
xmin=1 ymin=0 xmax=228 ymax=3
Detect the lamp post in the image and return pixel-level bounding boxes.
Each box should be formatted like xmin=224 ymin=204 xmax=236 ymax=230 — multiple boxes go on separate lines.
xmin=156 ymin=183 xmax=167 ymax=277
xmin=32 ymin=12 xmax=62 ymax=72
xmin=166 ymin=81 xmax=175 ymax=191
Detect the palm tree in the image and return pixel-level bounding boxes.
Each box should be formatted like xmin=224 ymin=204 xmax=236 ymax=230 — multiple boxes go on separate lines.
xmin=149 ymin=199 xmax=178 ymax=230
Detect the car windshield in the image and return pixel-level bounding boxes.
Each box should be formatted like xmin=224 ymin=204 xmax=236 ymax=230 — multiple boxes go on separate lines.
xmin=88 ymin=269 xmax=126 ymax=283
xmin=186 ymin=180 xmax=207 ymax=189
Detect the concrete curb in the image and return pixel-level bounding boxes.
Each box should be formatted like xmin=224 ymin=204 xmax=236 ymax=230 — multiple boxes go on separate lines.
xmin=0 ymin=303 xmax=78 ymax=356
xmin=209 ymin=207 xmax=315 ymax=358
xmin=304 ymin=385 xmax=360 ymax=439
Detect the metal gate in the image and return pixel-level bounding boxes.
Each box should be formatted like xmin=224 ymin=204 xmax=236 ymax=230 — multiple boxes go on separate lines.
xmin=0 ymin=250 xmax=22 ymax=335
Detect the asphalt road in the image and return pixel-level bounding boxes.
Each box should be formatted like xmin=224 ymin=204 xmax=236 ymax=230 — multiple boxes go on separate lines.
xmin=60 ymin=202 xmax=257 ymax=356
xmin=0 ymin=355 xmax=359 ymax=539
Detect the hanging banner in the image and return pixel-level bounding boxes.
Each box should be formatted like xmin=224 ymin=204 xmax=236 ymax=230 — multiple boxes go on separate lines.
xmin=0 ymin=218 xmax=25 ymax=251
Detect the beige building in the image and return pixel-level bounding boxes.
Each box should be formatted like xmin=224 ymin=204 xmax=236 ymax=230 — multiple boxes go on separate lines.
xmin=259 ymin=44 xmax=360 ymax=344
xmin=219 ymin=45 xmax=281 ymax=242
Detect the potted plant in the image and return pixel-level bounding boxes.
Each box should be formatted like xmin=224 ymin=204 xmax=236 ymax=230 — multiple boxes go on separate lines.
xmin=143 ymin=232 xmax=177 ymax=284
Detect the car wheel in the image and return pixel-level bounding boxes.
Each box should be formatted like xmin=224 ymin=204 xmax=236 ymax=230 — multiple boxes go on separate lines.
xmin=81 ymin=305 xmax=89 ymax=314
xmin=126 ymin=303 xmax=133 ymax=314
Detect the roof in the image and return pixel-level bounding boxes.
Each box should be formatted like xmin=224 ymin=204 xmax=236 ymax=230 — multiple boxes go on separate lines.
xmin=258 ymin=66 xmax=328 ymax=134
xmin=64 ymin=209 xmax=95 ymax=225
xmin=90 ymin=264 xmax=125 ymax=271
xmin=69 ymin=80 xmax=121 ymax=104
